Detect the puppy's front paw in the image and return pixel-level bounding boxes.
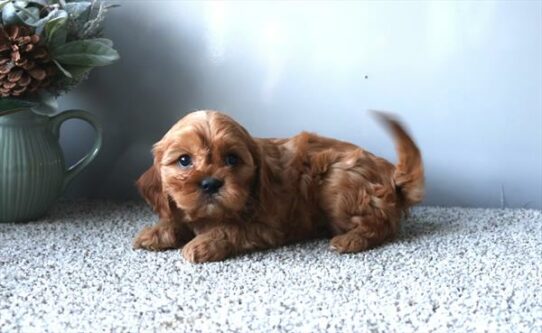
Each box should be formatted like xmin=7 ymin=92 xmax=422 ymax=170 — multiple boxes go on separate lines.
xmin=181 ymin=237 xmax=232 ymax=263
xmin=330 ymin=233 xmax=369 ymax=253
xmin=133 ymin=224 xmax=178 ymax=251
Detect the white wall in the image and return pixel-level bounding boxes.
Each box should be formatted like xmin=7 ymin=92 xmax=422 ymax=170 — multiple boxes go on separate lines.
xmin=58 ymin=0 xmax=542 ymax=208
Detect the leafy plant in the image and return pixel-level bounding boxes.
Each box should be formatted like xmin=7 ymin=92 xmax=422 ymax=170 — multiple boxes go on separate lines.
xmin=0 ymin=0 xmax=119 ymax=115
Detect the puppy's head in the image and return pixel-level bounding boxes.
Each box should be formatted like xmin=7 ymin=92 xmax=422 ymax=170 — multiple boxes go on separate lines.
xmin=138 ymin=111 xmax=260 ymax=221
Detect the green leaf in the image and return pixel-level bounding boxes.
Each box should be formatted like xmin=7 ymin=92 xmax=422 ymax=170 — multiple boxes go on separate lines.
xmin=35 ymin=8 xmax=67 ymax=34
xmin=53 ymin=59 xmax=73 ymax=78
xmin=0 ymin=98 xmax=37 ymax=116
xmin=45 ymin=12 xmax=69 ymax=49
xmin=13 ymin=3 xmax=40 ymax=26
xmin=13 ymin=1 xmax=29 ymax=8
xmin=2 ymin=3 xmax=22 ymax=25
xmin=92 ymin=38 xmax=114 ymax=47
xmin=26 ymin=0 xmax=49 ymax=5
xmin=65 ymin=65 xmax=91 ymax=79
xmin=0 ymin=0 xmax=11 ymax=11
xmin=53 ymin=39 xmax=120 ymax=67
xmin=68 ymin=66 xmax=92 ymax=75
xmin=64 ymin=1 xmax=90 ymax=19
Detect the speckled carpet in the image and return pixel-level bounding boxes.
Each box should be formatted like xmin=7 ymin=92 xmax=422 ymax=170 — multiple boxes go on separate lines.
xmin=0 ymin=202 xmax=541 ymax=332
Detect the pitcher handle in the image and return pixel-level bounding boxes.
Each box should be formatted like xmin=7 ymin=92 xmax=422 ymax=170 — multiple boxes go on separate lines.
xmin=50 ymin=110 xmax=103 ymax=191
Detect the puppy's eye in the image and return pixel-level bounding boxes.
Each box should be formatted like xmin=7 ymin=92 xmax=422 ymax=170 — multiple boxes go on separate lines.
xmin=225 ymin=154 xmax=239 ymax=166
xmin=178 ymin=155 xmax=192 ymax=167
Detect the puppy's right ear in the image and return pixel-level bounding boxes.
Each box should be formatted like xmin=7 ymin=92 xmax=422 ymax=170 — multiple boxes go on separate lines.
xmin=136 ymin=164 xmax=172 ymax=219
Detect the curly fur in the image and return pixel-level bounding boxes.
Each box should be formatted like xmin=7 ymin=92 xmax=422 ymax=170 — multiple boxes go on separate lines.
xmin=133 ymin=110 xmax=424 ymax=263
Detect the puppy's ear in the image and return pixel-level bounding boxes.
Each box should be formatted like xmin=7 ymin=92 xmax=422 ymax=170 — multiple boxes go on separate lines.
xmin=248 ymin=139 xmax=275 ymax=203
xmin=136 ymin=164 xmax=172 ymax=219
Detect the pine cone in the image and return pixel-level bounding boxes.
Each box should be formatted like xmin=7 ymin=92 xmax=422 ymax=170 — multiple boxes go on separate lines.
xmin=0 ymin=25 xmax=58 ymax=97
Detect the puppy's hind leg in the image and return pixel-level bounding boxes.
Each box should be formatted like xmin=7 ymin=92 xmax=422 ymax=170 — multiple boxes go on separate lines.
xmin=133 ymin=220 xmax=194 ymax=251
xmin=329 ymin=214 xmax=396 ymax=253
xmin=322 ymin=182 xmax=400 ymax=253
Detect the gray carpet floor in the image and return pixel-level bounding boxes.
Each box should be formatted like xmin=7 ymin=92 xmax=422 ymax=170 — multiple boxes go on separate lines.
xmin=0 ymin=202 xmax=541 ymax=333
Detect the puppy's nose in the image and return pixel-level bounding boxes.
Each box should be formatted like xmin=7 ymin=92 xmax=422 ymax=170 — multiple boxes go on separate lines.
xmin=200 ymin=177 xmax=223 ymax=194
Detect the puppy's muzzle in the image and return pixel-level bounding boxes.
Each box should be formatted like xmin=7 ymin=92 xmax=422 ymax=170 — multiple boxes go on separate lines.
xmin=200 ymin=177 xmax=223 ymax=194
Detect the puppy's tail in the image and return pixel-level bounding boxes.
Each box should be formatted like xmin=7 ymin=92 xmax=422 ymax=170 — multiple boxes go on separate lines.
xmin=372 ymin=111 xmax=425 ymax=207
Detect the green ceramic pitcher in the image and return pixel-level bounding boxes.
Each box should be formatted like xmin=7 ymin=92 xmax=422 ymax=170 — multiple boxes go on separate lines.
xmin=0 ymin=108 xmax=102 ymax=222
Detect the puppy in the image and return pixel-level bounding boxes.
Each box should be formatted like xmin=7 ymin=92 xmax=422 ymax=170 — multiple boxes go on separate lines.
xmin=133 ymin=110 xmax=424 ymax=263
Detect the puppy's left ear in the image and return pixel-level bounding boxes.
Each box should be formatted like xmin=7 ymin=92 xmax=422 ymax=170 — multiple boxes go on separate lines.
xmin=136 ymin=164 xmax=173 ymax=220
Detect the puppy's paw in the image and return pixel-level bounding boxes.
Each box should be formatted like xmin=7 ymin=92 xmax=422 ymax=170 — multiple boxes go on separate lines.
xmin=330 ymin=233 xmax=368 ymax=253
xmin=181 ymin=237 xmax=232 ymax=263
xmin=133 ymin=225 xmax=178 ymax=251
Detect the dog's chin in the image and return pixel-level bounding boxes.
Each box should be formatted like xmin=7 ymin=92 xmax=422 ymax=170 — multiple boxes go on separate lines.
xmin=196 ymin=194 xmax=226 ymax=218
xmin=174 ymin=193 xmax=243 ymax=221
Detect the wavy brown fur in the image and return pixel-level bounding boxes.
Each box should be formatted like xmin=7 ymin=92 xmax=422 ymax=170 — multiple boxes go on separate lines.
xmin=133 ymin=110 xmax=424 ymax=263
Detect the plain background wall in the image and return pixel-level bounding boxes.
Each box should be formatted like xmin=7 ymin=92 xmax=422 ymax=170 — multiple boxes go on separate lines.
xmin=56 ymin=0 xmax=542 ymax=209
